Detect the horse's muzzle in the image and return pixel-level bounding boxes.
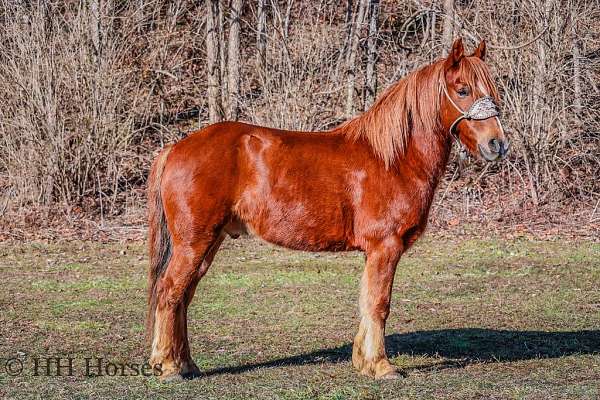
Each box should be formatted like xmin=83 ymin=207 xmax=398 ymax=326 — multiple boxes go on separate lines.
xmin=478 ymin=139 xmax=510 ymax=161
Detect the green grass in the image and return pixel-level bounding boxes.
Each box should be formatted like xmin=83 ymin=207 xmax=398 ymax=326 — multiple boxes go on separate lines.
xmin=0 ymin=237 xmax=598 ymax=399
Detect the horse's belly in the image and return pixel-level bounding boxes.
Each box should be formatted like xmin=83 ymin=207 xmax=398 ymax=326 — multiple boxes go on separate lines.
xmin=234 ymin=195 xmax=353 ymax=251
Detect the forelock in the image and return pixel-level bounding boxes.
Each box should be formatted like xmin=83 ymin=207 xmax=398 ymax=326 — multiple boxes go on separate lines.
xmin=459 ymin=57 xmax=499 ymax=102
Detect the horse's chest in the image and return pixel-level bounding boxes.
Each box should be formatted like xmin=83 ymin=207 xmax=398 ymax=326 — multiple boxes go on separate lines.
xmin=353 ymin=181 xmax=434 ymax=240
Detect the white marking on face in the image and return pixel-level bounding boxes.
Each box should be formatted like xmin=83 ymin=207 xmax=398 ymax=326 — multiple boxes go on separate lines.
xmin=477 ymin=81 xmax=489 ymax=96
xmin=474 ymin=80 xmax=505 ymax=139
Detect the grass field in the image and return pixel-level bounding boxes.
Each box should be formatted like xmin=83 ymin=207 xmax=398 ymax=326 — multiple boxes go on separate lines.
xmin=0 ymin=236 xmax=598 ymax=399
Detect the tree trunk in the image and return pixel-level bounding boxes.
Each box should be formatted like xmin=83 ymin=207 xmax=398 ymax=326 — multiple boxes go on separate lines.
xmin=528 ymin=0 xmax=552 ymax=206
xmin=90 ymin=0 xmax=100 ymax=51
xmin=136 ymin=0 xmax=145 ymax=32
xmin=441 ymin=0 xmax=454 ymax=55
xmin=218 ymin=2 xmax=228 ymax=115
xmin=345 ymin=0 xmax=368 ymax=118
xmin=90 ymin=0 xmax=103 ymax=61
xmin=571 ymin=19 xmax=582 ymax=117
xmin=227 ymin=0 xmax=242 ymax=120
xmin=206 ymin=0 xmax=222 ymax=123
xmin=256 ymin=0 xmax=267 ymax=75
xmin=283 ymin=0 xmax=293 ymax=38
xmin=337 ymin=0 xmax=354 ymax=67
xmin=363 ymin=0 xmax=379 ymax=111
xmin=430 ymin=8 xmax=436 ymax=44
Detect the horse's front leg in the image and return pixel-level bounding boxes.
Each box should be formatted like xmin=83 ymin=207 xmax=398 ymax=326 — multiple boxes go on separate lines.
xmin=352 ymin=236 xmax=403 ymax=379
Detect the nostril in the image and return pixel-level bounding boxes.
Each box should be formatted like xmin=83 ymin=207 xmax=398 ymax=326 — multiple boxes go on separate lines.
xmin=489 ymin=138 xmax=500 ymax=153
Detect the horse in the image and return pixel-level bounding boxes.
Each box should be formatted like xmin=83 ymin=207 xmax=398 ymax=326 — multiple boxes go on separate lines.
xmin=146 ymin=38 xmax=509 ymax=381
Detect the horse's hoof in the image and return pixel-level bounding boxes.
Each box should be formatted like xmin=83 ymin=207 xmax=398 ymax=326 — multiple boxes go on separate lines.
xmin=159 ymin=364 xmax=201 ymax=382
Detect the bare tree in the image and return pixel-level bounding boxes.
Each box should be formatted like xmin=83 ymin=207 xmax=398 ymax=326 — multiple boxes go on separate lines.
xmin=345 ymin=0 xmax=368 ymax=118
xmin=337 ymin=0 xmax=354 ymax=67
xmin=441 ymin=0 xmax=454 ymax=54
xmin=363 ymin=0 xmax=379 ymax=111
xmin=218 ymin=2 xmax=228 ymax=114
xmin=283 ymin=0 xmax=293 ymax=38
xmin=571 ymin=18 xmax=582 ymax=116
xmin=135 ymin=0 xmax=145 ymax=32
xmin=430 ymin=6 xmax=436 ymax=45
xmin=257 ymin=0 xmax=267 ymax=74
xmin=271 ymin=0 xmax=294 ymax=39
xmin=2 ymin=0 xmax=599 ymax=212
xmin=90 ymin=0 xmax=101 ymax=59
xmin=227 ymin=0 xmax=242 ymax=120
xmin=206 ymin=0 xmax=222 ymax=123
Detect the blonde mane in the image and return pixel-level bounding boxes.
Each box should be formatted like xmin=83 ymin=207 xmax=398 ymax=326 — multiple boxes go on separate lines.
xmin=338 ymin=57 xmax=498 ymax=168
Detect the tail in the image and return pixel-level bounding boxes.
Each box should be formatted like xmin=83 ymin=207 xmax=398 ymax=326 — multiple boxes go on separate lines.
xmin=146 ymin=144 xmax=174 ymax=342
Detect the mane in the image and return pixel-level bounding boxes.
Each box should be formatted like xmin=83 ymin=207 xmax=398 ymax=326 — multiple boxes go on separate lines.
xmin=336 ymin=56 xmax=498 ymax=168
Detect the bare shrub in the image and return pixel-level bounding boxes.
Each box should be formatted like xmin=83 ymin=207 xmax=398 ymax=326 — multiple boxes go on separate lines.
xmin=0 ymin=0 xmax=597 ymax=217
xmin=478 ymin=0 xmax=600 ymax=203
xmin=244 ymin=18 xmax=347 ymax=131
xmin=387 ymin=0 xmax=600 ymax=206
xmin=0 ymin=1 xmax=139 ymax=210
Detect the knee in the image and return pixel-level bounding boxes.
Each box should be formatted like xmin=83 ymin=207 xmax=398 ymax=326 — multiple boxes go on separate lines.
xmin=165 ymin=291 xmax=184 ymax=308
xmin=380 ymin=235 xmax=403 ymax=253
xmin=373 ymin=300 xmax=391 ymax=321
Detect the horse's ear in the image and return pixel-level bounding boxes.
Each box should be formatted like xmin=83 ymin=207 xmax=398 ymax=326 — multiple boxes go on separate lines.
xmin=472 ymin=40 xmax=486 ymax=60
xmin=444 ymin=38 xmax=464 ymax=70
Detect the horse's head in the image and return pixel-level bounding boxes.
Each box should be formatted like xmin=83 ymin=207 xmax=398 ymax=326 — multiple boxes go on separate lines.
xmin=440 ymin=38 xmax=509 ymax=161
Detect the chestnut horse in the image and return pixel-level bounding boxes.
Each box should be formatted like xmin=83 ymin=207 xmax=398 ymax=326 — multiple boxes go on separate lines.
xmin=146 ymin=38 xmax=508 ymax=380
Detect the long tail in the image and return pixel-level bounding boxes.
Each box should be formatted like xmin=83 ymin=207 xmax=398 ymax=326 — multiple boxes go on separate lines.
xmin=146 ymin=144 xmax=173 ymax=342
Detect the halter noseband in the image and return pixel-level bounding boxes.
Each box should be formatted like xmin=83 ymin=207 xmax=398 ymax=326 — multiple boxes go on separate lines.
xmin=441 ymin=81 xmax=501 ymax=140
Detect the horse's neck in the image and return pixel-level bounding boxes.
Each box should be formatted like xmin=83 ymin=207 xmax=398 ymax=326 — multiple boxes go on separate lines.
xmin=401 ymin=128 xmax=453 ymax=202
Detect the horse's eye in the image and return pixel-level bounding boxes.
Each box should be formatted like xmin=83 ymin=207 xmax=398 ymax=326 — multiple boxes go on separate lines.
xmin=457 ymin=87 xmax=470 ymax=98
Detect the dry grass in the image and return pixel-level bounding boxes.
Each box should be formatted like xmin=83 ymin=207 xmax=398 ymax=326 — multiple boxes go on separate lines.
xmin=0 ymin=236 xmax=598 ymax=399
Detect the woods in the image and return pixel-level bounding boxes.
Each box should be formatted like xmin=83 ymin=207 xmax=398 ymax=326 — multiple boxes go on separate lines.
xmin=0 ymin=0 xmax=598 ymax=221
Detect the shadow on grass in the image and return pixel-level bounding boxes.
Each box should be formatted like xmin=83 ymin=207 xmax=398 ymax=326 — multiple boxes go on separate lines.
xmin=202 ymin=328 xmax=600 ymax=377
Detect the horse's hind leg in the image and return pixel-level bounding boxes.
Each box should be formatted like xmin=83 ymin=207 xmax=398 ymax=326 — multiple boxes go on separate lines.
xmin=183 ymin=233 xmax=225 ymax=308
xmin=177 ymin=233 xmax=225 ymax=369
xmin=150 ymin=233 xmax=224 ymax=380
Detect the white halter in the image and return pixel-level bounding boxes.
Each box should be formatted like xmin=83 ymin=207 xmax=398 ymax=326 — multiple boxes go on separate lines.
xmin=441 ymin=82 xmax=501 ymax=135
